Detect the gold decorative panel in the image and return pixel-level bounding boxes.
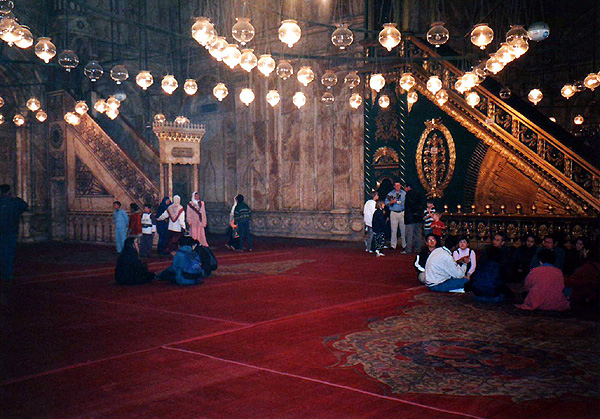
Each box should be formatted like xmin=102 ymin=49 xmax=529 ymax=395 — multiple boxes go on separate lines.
xmin=416 ymin=118 xmax=456 ymax=198
xmin=373 ymin=147 xmax=399 ymax=169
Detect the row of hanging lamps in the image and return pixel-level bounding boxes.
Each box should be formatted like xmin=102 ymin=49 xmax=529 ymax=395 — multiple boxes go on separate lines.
xmin=297 ymin=66 xmax=315 ymax=86
xmin=266 ymin=90 xmax=280 ymax=107
xmin=331 ymin=23 xmax=353 ymax=49
xmin=240 ymin=49 xmax=257 ymax=72
xmin=370 ymin=74 xmax=385 ymax=92
xmin=471 ymin=23 xmax=494 ymax=49
xmin=162 ymin=75 xmax=178 ymax=94
xmin=34 ymin=37 xmax=56 ymax=63
xmin=321 ymin=91 xmax=335 ymax=105
xmin=136 ymin=70 xmax=154 ymax=90
xmin=344 ymin=71 xmax=360 ymax=89
xmin=528 ymin=88 xmax=543 ymax=105
xmin=426 ymin=22 xmax=449 ymax=47
xmin=257 ymin=54 xmax=275 ymax=76
xmin=74 ymin=100 xmax=88 ymax=115
xmin=277 ymin=59 xmax=293 ymax=80
xmin=232 ymin=17 xmax=255 ymax=45
xmin=292 ymin=92 xmax=306 ymax=109
xmin=213 ymin=82 xmax=229 ymax=101
xmin=191 ymin=17 xmax=216 ymax=46
xmin=349 ymin=93 xmax=363 ymax=109
xmin=279 ymin=19 xmax=301 ymax=48
xmin=239 ymin=88 xmax=255 ymax=106
xmin=84 ymin=60 xmax=104 ymax=81
xmin=184 ymin=79 xmax=198 ymax=95
xmin=379 ymin=23 xmax=401 ymax=51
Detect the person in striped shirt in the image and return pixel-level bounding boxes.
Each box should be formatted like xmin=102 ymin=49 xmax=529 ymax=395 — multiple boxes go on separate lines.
xmin=423 ymin=199 xmax=436 ymax=237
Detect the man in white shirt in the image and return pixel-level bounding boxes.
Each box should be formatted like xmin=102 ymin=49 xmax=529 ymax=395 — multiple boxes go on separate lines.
xmin=363 ymin=191 xmax=378 ymax=252
xmin=424 ymin=235 xmax=469 ymax=292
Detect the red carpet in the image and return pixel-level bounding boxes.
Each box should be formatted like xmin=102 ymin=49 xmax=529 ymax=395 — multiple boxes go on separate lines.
xmin=1 ymin=238 xmax=598 ymax=418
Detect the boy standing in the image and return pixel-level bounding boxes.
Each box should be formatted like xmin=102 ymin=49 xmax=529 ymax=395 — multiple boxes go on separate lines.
xmin=430 ymin=212 xmax=446 ymax=238
xmin=139 ymin=204 xmax=156 ymax=258
xmin=363 ymin=191 xmax=378 ymax=252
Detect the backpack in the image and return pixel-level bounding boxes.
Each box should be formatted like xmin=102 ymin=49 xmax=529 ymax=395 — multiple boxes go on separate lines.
xmin=181 ymin=250 xmax=205 ymax=281
xmin=195 ymin=246 xmax=218 ymax=275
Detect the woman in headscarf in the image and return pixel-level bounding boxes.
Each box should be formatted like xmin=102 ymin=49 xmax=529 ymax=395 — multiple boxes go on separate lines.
xmin=155 ymin=197 xmax=171 ymax=254
xmin=157 ymin=195 xmax=186 ymax=254
xmin=115 ymin=237 xmax=155 ymax=285
xmin=186 ymin=191 xmax=208 ymax=247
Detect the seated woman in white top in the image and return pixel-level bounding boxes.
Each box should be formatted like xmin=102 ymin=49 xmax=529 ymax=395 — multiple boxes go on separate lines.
xmin=453 ymin=236 xmax=477 ymax=279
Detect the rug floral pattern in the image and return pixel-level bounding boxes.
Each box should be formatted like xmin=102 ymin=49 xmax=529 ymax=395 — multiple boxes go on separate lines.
xmin=330 ymin=293 xmax=599 ymax=402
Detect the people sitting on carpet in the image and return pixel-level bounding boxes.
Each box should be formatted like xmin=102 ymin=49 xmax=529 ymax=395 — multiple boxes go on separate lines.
xmin=563 ymin=236 xmax=590 ymax=277
xmin=565 ymin=244 xmax=600 ymax=314
xmin=480 ymin=232 xmax=516 ymax=282
xmin=467 ymin=246 xmax=514 ymax=303
xmin=530 ymin=233 xmax=566 ymax=272
xmin=517 ymin=248 xmax=570 ymax=311
xmin=414 ymin=233 xmax=441 ymax=284
xmin=423 ymin=235 xmax=469 ymax=293
xmin=453 ymin=236 xmax=476 ymax=279
xmin=115 ymin=237 xmax=155 ymax=285
xmin=194 ymin=239 xmax=218 ymax=277
xmin=513 ymin=233 xmax=539 ymax=282
xmin=371 ymin=200 xmax=387 ymax=257
xmin=157 ymin=236 xmax=205 ymax=285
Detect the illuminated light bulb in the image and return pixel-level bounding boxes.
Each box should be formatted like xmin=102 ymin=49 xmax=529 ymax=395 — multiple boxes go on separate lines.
xmin=574 ymin=115 xmax=584 ymax=125
xmin=174 ymin=116 xmax=189 ymax=125
xmin=276 ymin=59 xmax=294 ymax=80
xmin=191 ymin=17 xmax=216 ymax=46
xmin=266 ymin=90 xmax=280 ymax=107
xmin=499 ymin=87 xmax=511 ymax=99
xmin=13 ymin=113 xmax=25 ymax=126
xmin=509 ymin=37 xmax=529 ymax=58
xmin=34 ymin=37 xmax=56 ymax=63
xmin=279 ymin=19 xmax=301 ymax=48
xmin=106 ymin=96 xmax=121 ymax=110
xmin=84 ymin=60 xmax=104 ymax=82
xmin=74 ymin=101 xmax=89 ymax=115
xmin=331 ymin=23 xmax=353 ymax=49
xmin=106 ymin=108 xmax=119 ymax=120
xmin=0 ymin=114 xmax=4 ymax=125
xmin=35 ymin=110 xmax=47 ymax=122
xmin=222 ymin=44 xmax=242 ymax=69
xmin=427 ymin=22 xmax=449 ymax=47
xmin=462 ymin=72 xmax=479 ymax=89
xmin=378 ymin=94 xmax=390 ymax=108
xmin=26 ymin=97 xmax=41 ymax=112
xmin=496 ymin=43 xmax=516 ymax=65
xmin=257 ymin=54 xmax=276 ymax=76
xmin=344 ymin=71 xmax=360 ymax=89
xmin=292 ymin=91 xmax=306 ymax=109
xmin=426 ymin=75 xmax=442 ymax=94
xmin=471 ymin=23 xmax=494 ymax=49
xmin=64 ymin=112 xmax=81 ymax=126
xmin=583 ymin=73 xmax=600 ymax=91
xmin=528 ymin=88 xmax=543 ymax=105
xmin=94 ymin=99 xmax=108 ymax=113
xmin=506 ymin=25 xmax=528 ymax=44
xmin=58 ymin=49 xmax=79 ymax=72
xmin=349 ymin=93 xmax=363 ymax=109
xmin=240 ymin=49 xmax=257 ymax=72
xmin=407 ymin=91 xmax=419 ymax=104
xmin=239 ymin=88 xmax=255 ymax=106
xmin=110 ymin=64 xmax=129 ymax=84
xmin=369 ymin=73 xmax=385 ymax=92
xmin=208 ymin=36 xmax=228 ymax=61
xmin=153 ymin=113 xmax=166 ymax=124
xmin=378 ymin=23 xmax=401 ymax=51
xmin=14 ymin=25 xmax=33 ymax=49
xmin=213 ymin=82 xmax=229 ymax=101
xmin=485 ymin=56 xmax=504 ymax=74
xmin=454 ymin=78 xmax=468 ymax=94
xmin=561 ymin=84 xmax=575 ymax=99
xmin=183 ymin=79 xmax=198 ymax=95
xmin=297 ymin=66 xmax=315 ymax=86
xmin=232 ymin=17 xmax=255 ymax=45
xmin=0 ymin=96 xmax=3 ymax=107
xmin=435 ymin=89 xmax=449 ymax=106
xmin=161 ymin=75 xmax=178 ymax=94
xmin=321 ymin=91 xmax=335 ymax=105
xmin=321 ymin=70 xmax=338 ymax=88
xmin=465 ymin=91 xmax=480 ymax=107
xmin=399 ymin=72 xmax=416 ymax=91
xmin=136 ymin=70 xmax=154 ymax=90
xmin=1 ymin=20 xmax=21 ymax=45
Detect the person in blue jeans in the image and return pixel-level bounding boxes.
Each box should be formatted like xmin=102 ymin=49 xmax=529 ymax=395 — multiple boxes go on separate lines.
xmin=424 ymin=235 xmax=469 ymax=292
xmin=233 ymin=194 xmax=252 ymax=251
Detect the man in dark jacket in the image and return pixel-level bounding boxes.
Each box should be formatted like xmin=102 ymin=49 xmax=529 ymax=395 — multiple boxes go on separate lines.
xmin=1 ymin=184 xmax=28 ymax=281
xmin=233 ymin=194 xmax=252 ymax=251
xmin=403 ymin=183 xmax=423 ymax=254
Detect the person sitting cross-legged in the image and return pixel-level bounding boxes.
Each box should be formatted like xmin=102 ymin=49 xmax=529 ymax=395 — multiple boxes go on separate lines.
xmin=157 ymin=236 xmax=205 ymax=285
xmin=424 ymin=235 xmax=469 ymax=293
xmin=115 ymin=237 xmax=155 ymax=286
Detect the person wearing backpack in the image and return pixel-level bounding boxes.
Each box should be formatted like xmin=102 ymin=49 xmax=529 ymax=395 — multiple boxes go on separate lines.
xmin=194 ymin=240 xmax=218 ymax=276
xmin=157 ymin=236 xmax=205 ymax=285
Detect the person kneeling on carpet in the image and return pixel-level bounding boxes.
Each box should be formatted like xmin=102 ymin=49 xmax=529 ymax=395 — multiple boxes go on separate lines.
xmin=115 ymin=237 xmax=155 ymax=285
xmin=423 ymin=235 xmax=469 ymax=293
xmin=157 ymin=236 xmax=205 ymax=285
xmin=468 ymin=246 xmax=514 ymax=303
xmin=193 ymin=239 xmax=218 ymax=277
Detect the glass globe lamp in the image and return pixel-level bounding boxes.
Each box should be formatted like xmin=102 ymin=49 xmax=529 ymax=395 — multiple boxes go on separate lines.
xmin=232 ymin=17 xmax=255 ymax=45
xmin=174 ymin=116 xmax=189 ymax=125
xmin=369 ymin=73 xmax=385 ymax=92
xmin=153 ymin=113 xmax=166 ymax=124
xmin=106 ymin=96 xmax=121 ymax=110
xmin=135 ymin=70 xmax=153 ymax=90
xmin=94 ymin=99 xmax=108 ymax=113
xmin=84 ymin=60 xmax=104 ymax=82
xmin=35 ymin=37 xmax=56 ymax=63
xmin=110 ymin=65 xmax=129 ymax=84
xmin=266 ymin=90 xmax=280 ymax=107
xmin=297 ymin=66 xmax=315 ymax=86
xmin=36 ymin=110 xmax=47 ymax=122
xmin=528 ymin=88 xmax=543 ymax=105
xmin=257 ymin=54 xmax=276 ymax=76
xmin=454 ymin=78 xmax=468 ymax=94
xmin=506 ymin=25 xmax=528 ymax=44
xmin=321 ymin=70 xmax=338 ymax=88
xmin=399 ymin=73 xmax=415 ymax=91
xmin=435 ymin=89 xmax=448 ymax=106
xmin=13 ymin=113 xmax=25 ymax=126
xmin=509 ymin=37 xmax=529 ymax=58
xmin=499 ymin=87 xmax=511 ymax=99
xmin=279 ymin=19 xmax=301 ymax=48
xmin=106 ymin=108 xmax=119 ymax=120
xmin=485 ymin=56 xmax=504 ymax=74
xmin=14 ymin=25 xmax=33 ymax=48
xmin=64 ymin=112 xmax=81 ymax=126
xmin=184 ymin=79 xmax=198 ymax=95
xmin=58 ymin=50 xmax=79 ymax=72
xmin=240 ymin=49 xmax=257 ymax=72
xmin=574 ymin=115 xmax=584 ymax=125
xmin=161 ymin=75 xmax=178 ymax=94
xmin=471 ymin=23 xmax=494 ymax=49
xmin=191 ymin=17 xmax=216 ymax=46
xmin=331 ymin=23 xmax=353 ymax=49
xmin=584 ymin=73 xmax=600 ymax=91
xmin=465 ymin=91 xmax=480 ymax=107
xmin=213 ymin=83 xmax=229 ymax=101
xmin=1 ymin=20 xmax=21 ymax=45
xmin=462 ymin=72 xmax=479 ymax=89
xmin=427 ymin=22 xmax=449 ymax=47
xmin=222 ymin=44 xmax=241 ymax=69
xmin=378 ymin=94 xmax=390 ymax=108
xmin=26 ymin=97 xmax=41 ymax=112
xmin=0 ymin=0 xmax=15 ymax=14
xmin=561 ymin=84 xmax=575 ymax=99
xmin=321 ymin=91 xmax=335 ymax=105
xmin=426 ymin=75 xmax=442 ymax=94
xmin=378 ymin=23 xmax=401 ymax=51
xmin=0 ymin=96 xmax=3 ymax=107
xmin=349 ymin=93 xmax=363 ymax=109
xmin=0 ymin=114 xmax=3 ymax=125
xmin=344 ymin=71 xmax=360 ymax=89
xmin=74 ymin=101 xmax=89 ymax=115
xmin=496 ymin=43 xmax=515 ymax=65
xmin=292 ymin=91 xmax=306 ymax=109
xmin=407 ymin=91 xmax=419 ymax=104
xmin=276 ymin=60 xmax=294 ymax=80
xmin=239 ymin=88 xmax=255 ymax=106
xmin=208 ymin=36 xmax=228 ymax=61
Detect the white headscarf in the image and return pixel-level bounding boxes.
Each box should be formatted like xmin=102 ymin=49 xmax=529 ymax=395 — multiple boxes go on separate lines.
xmin=167 ymin=195 xmax=183 ymax=218
xmin=191 ymin=191 xmax=199 ymax=206
xmin=229 ymin=195 xmax=237 ymax=221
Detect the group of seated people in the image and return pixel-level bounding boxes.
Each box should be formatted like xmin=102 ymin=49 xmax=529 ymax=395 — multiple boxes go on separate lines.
xmin=115 ymin=236 xmax=217 ymax=286
xmin=414 ymin=231 xmax=599 ymax=314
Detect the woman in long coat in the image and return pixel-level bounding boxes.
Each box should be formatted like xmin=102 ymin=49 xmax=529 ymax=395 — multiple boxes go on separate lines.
xmin=187 ymin=191 xmax=208 ymax=247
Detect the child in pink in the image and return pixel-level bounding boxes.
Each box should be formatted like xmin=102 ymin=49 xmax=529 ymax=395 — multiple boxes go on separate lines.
xmin=430 ymin=212 xmax=446 ymax=238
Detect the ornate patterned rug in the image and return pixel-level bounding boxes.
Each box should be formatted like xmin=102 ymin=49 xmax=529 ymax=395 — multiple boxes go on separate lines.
xmin=327 ymin=293 xmax=600 ymax=402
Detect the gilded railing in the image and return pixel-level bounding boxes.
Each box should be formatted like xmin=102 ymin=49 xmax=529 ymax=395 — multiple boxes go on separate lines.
xmin=405 ymin=36 xmax=600 ymax=213
xmin=67 ymin=212 xmax=114 ymax=243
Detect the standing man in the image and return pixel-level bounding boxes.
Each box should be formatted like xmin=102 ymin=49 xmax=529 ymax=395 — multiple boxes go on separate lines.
xmin=0 ymin=184 xmax=28 ymax=281
xmin=363 ymin=191 xmax=378 ymax=253
xmin=385 ymin=180 xmax=407 ymax=252
xmin=113 ymin=201 xmax=129 ymax=253
xmin=403 ymin=183 xmax=423 ymax=254
xmin=233 ymin=194 xmax=252 ymax=252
